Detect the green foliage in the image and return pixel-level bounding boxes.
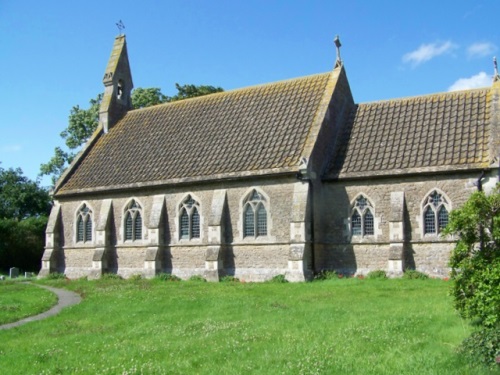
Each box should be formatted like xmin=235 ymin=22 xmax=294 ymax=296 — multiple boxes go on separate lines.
xmin=0 ymin=166 xmax=50 ymax=273
xmin=169 ymin=83 xmax=223 ymax=102
xmin=366 ymin=270 xmax=387 ymax=279
xmin=458 ymin=326 xmax=500 ymax=369
xmin=129 ymin=274 xmax=143 ymax=281
xmin=155 ymin=273 xmax=182 ymax=282
xmin=219 ymin=275 xmax=240 ymax=283
xmin=0 ymin=166 xmax=51 ymax=220
xmin=100 ymin=273 xmax=123 ymax=280
xmin=403 ymin=270 xmax=429 ymax=280
xmin=62 ymin=94 xmax=102 ymax=149
xmin=131 ymin=87 xmax=169 ymax=109
xmin=314 ymin=269 xmax=339 ymax=280
xmin=268 ymin=274 xmax=288 ymax=283
xmin=443 ymin=188 xmax=500 ymax=328
xmin=45 ymin=272 xmax=66 ymax=280
xmin=188 ymin=275 xmax=207 ymax=282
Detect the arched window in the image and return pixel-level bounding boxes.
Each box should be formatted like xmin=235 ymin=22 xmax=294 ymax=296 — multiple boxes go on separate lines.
xmin=179 ymin=195 xmax=200 ymax=240
xmin=422 ymin=190 xmax=449 ymax=235
xmin=243 ymin=190 xmax=268 ymax=238
xmin=124 ymin=199 xmax=143 ymax=241
xmin=76 ymin=204 xmax=92 ymax=243
xmin=351 ymin=195 xmax=375 ymax=237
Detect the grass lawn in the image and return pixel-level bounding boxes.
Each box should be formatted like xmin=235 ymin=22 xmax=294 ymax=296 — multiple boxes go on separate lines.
xmin=0 ymin=281 xmax=57 ymax=325
xmin=0 ymin=277 xmax=495 ymax=374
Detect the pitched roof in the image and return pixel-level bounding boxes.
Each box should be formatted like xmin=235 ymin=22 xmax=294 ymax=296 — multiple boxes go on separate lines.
xmin=56 ymin=72 xmax=332 ymax=195
xmin=326 ymin=88 xmax=492 ymax=179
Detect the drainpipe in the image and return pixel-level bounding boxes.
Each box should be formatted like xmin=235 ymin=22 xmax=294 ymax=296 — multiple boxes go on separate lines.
xmin=296 ymin=172 xmax=315 ymax=276
xmin=476 ymin=170 xmax=486 ymax=192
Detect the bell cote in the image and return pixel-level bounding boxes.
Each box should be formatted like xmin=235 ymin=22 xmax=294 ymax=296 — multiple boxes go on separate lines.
xmin=99 ymin=35 xmax=134 ymax=133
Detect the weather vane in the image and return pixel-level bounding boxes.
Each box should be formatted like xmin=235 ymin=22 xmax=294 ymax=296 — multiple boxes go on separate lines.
xmin=334 ymin=35 xmax=342 ymax=68
xmin=116 ymin=20 xmax=125 ymax=35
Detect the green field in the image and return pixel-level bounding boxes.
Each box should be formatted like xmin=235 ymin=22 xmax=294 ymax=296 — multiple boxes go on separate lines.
xmin=0 ymin=281 xmax=57 ymax=325
xmin=0 ymin=277 xmax=494 ymax=374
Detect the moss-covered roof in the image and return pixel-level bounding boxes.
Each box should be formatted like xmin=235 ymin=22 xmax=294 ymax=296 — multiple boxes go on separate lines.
xmin=326 ymin=88 xmax=491 ymax=178
xmin=57 ymin=72 xmax=331 ymax=194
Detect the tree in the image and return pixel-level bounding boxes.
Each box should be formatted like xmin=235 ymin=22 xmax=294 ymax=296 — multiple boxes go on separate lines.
xmin=169 ymin=84 xmax=223 ymax=101
xmin=0 ymin=166 xmax=51 ymax=273
xmin=443 ymin=187 xmax=500 ymax=367
xmin=40 ymin=84 xmax=223 ymax=185
xmin=131 ymin=87 xmax=169 ymax=109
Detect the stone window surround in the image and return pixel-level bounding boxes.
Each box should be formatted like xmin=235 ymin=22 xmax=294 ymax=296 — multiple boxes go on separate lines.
xmin=420 ymin=188 xmax=451 ymax=238
xmin=175 ymin=193 xmax=203 ymax=243
xmin=74 ymin=201 xmax=94 ymax=245
xmin=238 ymin=187 xmax=273 ymax=242
xmin=348 ymin=193 xmax=379 ymax=241
xmin=121 ymin=198 xmax=145 ymax=243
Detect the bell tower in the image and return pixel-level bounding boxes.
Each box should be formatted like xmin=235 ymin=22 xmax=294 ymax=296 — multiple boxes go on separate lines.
xmin=99 ymin=35 xmax=134 ymax=133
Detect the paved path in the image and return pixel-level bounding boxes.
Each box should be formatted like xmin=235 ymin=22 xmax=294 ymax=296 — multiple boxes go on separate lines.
xmin=0 ymin=284 xmax=82 ymax=330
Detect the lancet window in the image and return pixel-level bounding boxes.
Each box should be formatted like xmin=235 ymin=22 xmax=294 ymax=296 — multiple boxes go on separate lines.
xmin=124 ymin=199 xmax=143 ymax=241
xmin=351 ymin=195 xmax=374 ymax=236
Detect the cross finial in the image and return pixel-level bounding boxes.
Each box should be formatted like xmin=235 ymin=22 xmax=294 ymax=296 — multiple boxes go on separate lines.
xmin=494 ymin=57 xmax=500 ymax=83
xmin=334 ymin=35 xmax=342 ymax=68
xmin=116 ymin=20 xmax=125 ymax=35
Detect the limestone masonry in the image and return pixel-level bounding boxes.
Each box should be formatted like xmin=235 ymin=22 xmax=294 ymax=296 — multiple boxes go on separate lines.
xmin=40 ymin=35 xmax=500 ymax=281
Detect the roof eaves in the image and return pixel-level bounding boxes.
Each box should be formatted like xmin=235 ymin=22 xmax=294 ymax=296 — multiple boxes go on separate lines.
xmin=55 ymin=166 xmax=298 ymax=197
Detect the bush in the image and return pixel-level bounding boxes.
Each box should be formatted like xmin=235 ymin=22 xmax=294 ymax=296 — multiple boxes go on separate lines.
xmin=458 ymin=325 xmax=500 ymax=369
xmin=220 ymin=275 xmax=240 ymax=283
xmin=443 ymin=188 xmax=500 ymax=328
xmin=45 ymin=272 xmax=66 ymax=280
xmin=155 ymin=273 xmax=181 ymax=282
xmin=188 ymin=275 xmax=206 ymax=282
xmin=402 ymin=270 xmax=429 ymax=280
xmin=268 ymin=274 xmax=288 ymax=283
xmin=129 ymin=274 xmax=143 ymax=281
xmin=366 ymin=270 xmax=387 ymax=279
xmin=314 ymin=270 xmax=339 ymax=281
xmin=100 ymin=273 xmax=123 ymax=280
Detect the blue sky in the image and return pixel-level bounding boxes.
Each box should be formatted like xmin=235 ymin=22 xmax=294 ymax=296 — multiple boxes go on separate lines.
xmin=1 ymin=1 xmax=499 ymax=186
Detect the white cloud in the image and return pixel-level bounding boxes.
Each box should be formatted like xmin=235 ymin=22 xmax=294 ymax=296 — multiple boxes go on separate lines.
xmin=402 ymin=41 xmax=458 ymax=67
xmin=1 ymin=144 xmax=22 ymax=152
xmin=448 ymin=72 xmax=491 ymax=91
xmin=467 ymin=42 xmax=497 ymax=58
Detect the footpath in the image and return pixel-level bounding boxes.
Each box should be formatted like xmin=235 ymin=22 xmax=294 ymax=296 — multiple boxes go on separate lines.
xmin=0 ymin=284 xmax=81 ymax=330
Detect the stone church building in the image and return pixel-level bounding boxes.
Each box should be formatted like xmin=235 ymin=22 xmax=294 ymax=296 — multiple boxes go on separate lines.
xmin=40 ymin=35 xmax=500 ymax=281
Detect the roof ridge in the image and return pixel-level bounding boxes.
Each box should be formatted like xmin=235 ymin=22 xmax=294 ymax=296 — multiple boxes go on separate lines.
xmin=358 ymin=86 xmax=490 ymax=106
xmin=130 ymin=71 xmax=332 ymax=112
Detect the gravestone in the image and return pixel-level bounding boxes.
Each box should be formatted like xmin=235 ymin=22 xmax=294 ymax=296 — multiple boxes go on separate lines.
xmin=9 ymin=267 xmax=19 ymax=278
xmin=0 ymin=276 xmax=5 ymax=280
xmin=25 ymin=272 xmax=33 ymax=278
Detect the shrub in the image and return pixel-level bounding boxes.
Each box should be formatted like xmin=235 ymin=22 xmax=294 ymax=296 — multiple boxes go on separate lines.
xmin=220 ymin=275 xmax=240 ymax=283
xmin=268 ymin=274 xmax=288 ymax=283
xmin=155 ymin=273 xmax=181 ymax=282
xmin=366 ymin=270 xmax=387 ymax=279
xmin=458 ymin=325 xmax=500 ymax=369
xmin=402 ymin=270 xmax=429 ymax=280
xmin=188 ymin=275 xmax=207 ymax=282
xmin=100 ymin=273 xmax=123 ymax=280
xmin=45 ymin=272 xmax=66 ymax=280
xmin=443 ymin=188 xmax=500 ymax=328
xmin=314 ymin=270 xmax=339 ymax=281
xmin=129 ymin=274 xmax=143 ymax=281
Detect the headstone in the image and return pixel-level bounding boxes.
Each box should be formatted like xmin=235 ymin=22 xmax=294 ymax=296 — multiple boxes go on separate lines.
xmin=0 ymin=276 xmax=5 ymax=280
xmin=9 ymin=267 xmax=19 ymax=279
xmin=25 ymin=272 xmax=33 ymax=278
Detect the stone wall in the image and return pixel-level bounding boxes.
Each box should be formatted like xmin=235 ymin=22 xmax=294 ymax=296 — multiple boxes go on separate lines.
xmin=315 ymin=171 xmax=493 ymax=276
xmin=51 ymin=175 xmax=297 ymax=280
